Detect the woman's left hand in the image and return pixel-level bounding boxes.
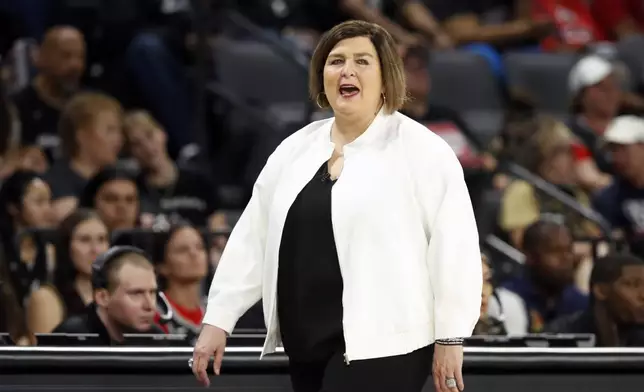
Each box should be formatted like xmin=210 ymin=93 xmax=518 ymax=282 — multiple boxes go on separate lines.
xmin=432 ymin=344 xmax=465 ymax=392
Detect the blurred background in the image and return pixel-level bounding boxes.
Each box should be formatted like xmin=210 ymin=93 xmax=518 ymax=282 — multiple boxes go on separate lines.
xmin=1 ymin=0 xmax=644 ymax=349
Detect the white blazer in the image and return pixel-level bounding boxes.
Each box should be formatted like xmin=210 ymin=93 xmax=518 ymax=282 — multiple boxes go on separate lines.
xmin=203 ymin=110 xmax=483 ymax=362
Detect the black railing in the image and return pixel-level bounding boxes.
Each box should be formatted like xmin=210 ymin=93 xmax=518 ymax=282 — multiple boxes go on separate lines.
xmin=503 ymin=162 xmax=613 ymax=237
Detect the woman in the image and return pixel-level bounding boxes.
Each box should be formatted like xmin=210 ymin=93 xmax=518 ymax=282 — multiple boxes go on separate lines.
xmin=79 ymin=166 xmax=141 ymax=232
xmin=153 ymin=224 xmax=209 ymax=338
xmin=191 ymin=20 xmax=482 ymax=392
xmin=0 ymin=171 xmax=54 ymax=303
xmin=25 ymin=209 xmax=109 ymax=333
xmin=500 ymin=116 xmax=601 ymax=247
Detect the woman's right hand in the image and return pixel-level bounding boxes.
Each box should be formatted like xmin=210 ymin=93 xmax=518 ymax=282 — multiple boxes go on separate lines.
xmin=191 ymin=324 xmax=228 ymax=387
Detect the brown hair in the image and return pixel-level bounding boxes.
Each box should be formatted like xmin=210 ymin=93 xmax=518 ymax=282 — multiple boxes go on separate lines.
xmin=522 ymin=116 xmax=573 ymax=172
xmin=58 ymin=92 xmax=123 ymax=158
xmin=308 ymin=20 xmax=407 ymax=114
xmin=105 ymin=252 xmax=153 ymax=292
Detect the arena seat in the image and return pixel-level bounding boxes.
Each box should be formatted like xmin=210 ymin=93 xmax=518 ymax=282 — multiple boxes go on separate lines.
xmin=428 ymin=51 xmax=505 ymax=146
xmin=211 ymin=38 xmax=310 ymax=129
xmin=504 ymin=52 xmax=578 ymax=119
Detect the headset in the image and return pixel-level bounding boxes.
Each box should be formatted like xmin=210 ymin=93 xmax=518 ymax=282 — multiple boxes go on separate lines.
xmin=91 ymin=246 xmax=173 ymax=323
xmin=91 ymin=245 xmax=149 ymax=290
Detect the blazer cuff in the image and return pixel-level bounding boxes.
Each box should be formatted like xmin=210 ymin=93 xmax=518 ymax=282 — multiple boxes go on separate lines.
xmin=201 ymin=306 xmax=239 ymax=334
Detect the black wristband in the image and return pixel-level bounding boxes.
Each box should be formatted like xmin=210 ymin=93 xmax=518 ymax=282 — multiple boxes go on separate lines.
xmin=436 ymin=338 xmax=465 ymax=346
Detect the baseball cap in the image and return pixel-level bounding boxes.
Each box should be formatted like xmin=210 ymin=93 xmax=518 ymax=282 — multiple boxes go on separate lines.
xmin=568 ymin=55 xmax=614 ymax=95
xmin=604 ymin=115 xmax=644 ymax=145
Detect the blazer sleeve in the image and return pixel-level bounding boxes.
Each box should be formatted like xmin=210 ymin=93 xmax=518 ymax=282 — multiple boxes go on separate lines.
xmin=414 ymin=135 xmax=483 ymax=340
xmin=201 ymin=145 xmax=285 ymax=333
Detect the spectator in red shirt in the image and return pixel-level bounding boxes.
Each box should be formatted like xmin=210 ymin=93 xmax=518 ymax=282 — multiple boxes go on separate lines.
xmin=591 ymin=0 xmax=644 ymax=40
xmin=533 ymin=0 xmax=606 ymax=51
xmin=154 ymin=224 xmax=208 ymax=339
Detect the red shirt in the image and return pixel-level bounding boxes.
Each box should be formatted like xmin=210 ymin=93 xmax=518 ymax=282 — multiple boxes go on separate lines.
xmin=591 ymin=0 xmax=644 ymax=40
xmin=534 ymin=0 xmax=606 ymax=51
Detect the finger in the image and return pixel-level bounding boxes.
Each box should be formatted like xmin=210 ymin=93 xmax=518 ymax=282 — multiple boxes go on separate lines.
xmin=455 ymin=367 xmax=465 ymax=391
xmin=435 ymin=369 xmax=450 ymax=392
xmin=445 ymin=371 xmax=460 ymax=392
xmin=433 ymin=372 xmax=443 ymax=392
xmin=213 ymin=346 xmax=224 ymax=376
xmin=193 ymin=354 xmax=210 ymax=387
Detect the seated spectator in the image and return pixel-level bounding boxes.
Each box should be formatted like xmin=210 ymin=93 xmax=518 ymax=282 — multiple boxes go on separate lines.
xmin=501 ymin=219 xmax=588 ymax=333
xmin=25 ymin=209 xmax=109 ymax=333
xmin=123 ymin=110 xmax=225 ymax=229
xmin=11 ymin=26 xmax=86 ymax=159
xmin=79 ymin=167 xmax=141 ymax=233
xmin=593 ymin=116 xmax=644 ymax=256
xmin=426 ymin=0 xmax=552 ymax=46
xmin=46 ymin=92 xmax=124 ymax=222
xmin=286 ymin=0 xmax=451 ymax=51
xmin=546 ymin=253 xmax=644 ymax=346
xmin=0 ymin=254 xmax=33 ymax=345
xmin=590 ymin=0 xmax=644 ymax=41
xmin=424 ymin=0 xmax=552 ymax=77
xmin=532 ymin=0 xmax=606 ymax=52
xmin=0 ymin=171 xmax=54 ymax=303
xmin=473 ymin=253 xmax=508 ymax=336
xmin=53 ymin=246 xmax=163 ymax=344
xmin=500 ymin=116 xmax=600 ymax=246
xmin=153 ymin=224 xmax=208 ymax=339
xmin=567 ymin=55 xmax=644 ymax=180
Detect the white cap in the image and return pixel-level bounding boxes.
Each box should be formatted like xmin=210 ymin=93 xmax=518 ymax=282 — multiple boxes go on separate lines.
xmin=568 ymin=55 xmax=614 ymax=95
xmin=604 ymin=115 xmax=644 ymax=145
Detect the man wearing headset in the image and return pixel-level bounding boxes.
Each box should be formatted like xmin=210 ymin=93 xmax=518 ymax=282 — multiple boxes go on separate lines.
xmin=54 ymin=246 xmax=164 ymax=344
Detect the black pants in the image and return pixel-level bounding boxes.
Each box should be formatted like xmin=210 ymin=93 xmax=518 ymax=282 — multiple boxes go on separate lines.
xmin=288 ymin=344 xmax=434 ymax=392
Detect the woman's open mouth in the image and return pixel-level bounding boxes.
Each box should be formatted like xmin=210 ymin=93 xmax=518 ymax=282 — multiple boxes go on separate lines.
xmin=339 ymin=84 xmax=360 ymax=98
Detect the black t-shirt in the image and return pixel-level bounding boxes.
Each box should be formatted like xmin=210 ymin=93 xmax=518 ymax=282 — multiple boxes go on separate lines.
xmin=140 ymin=168 xmax=219 ymax=227
xmin=45 ymin=161 xmax=89 ymax=200
xmin=12 ymin=85 xmax=61 ymax=159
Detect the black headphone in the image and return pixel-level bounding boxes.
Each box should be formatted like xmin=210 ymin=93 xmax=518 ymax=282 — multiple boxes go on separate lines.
xmin=91 ymin=245 xmax=149 ymax=290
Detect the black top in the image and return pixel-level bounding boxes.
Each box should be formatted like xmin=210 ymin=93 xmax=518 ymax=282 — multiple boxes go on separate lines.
xmin=53 ymin=303 xmax=165 ymax=346
xmin=12 ymin=85 xmax=62 ymax=160
xmin=139 ymin=167 xmax=220 ymax=227
xmin=45 ymin=161 xmax=89 ymax=200
xmin=277 ymin=162 xmax=344 ymax=362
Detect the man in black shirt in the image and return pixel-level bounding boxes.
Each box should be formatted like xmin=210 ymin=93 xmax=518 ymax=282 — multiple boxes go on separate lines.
xmin=546 ymin=253 xmax=644 ymax=347
xmin=12 ymin=26 xmax=85 ymax=159
xmin=54 ymin=247 xmax=163 ymax=345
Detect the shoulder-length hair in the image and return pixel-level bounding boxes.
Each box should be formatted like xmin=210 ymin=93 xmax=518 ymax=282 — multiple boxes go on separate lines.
xmin=308 ymin=20 xmax=407 ymax=114
xmin=53 ymin=208 xmax=103 ymax=296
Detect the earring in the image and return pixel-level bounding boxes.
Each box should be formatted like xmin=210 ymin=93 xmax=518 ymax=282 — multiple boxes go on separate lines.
xmin=316 ymin=92 xmax=326 ymax=109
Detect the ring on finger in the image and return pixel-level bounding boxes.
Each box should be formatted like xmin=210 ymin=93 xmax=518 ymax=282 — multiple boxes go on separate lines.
xmin=445 ymin=377 xmax=457 ymax=389
xmin=188 ymin=357 xmax=194 ymax=369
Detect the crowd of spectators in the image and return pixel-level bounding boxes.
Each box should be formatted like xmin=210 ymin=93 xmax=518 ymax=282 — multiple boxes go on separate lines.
xmin=1 ymin=0 xmax=644 ymax=348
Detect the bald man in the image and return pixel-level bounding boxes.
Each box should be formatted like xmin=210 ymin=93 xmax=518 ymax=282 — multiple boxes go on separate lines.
xmin=12 ymin=26 xmax=86 ymax=156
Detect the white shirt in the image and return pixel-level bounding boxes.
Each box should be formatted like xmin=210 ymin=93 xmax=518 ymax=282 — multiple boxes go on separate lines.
xmin=203 ymin=110 xmax=482 ymax=362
